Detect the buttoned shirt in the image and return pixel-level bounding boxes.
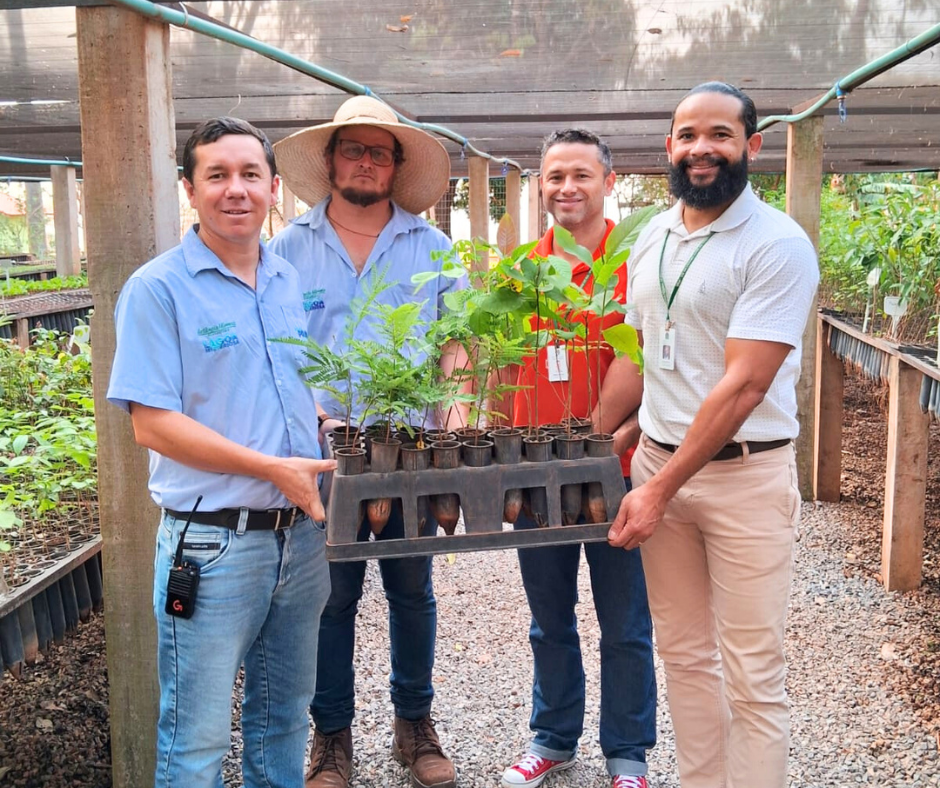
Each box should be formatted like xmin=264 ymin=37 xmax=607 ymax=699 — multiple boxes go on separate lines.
xmin=270 ymin=198 xmax=463 ymax=422
xmin=107 ymin=227 xmax=322 ymax=512
xmin=625 ymin=184 xmax=819 ymax=445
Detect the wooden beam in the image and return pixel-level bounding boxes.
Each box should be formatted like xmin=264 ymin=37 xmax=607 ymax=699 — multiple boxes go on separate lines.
xmin=882 ymin=356 xmax=928 ymax=592
xmin=527 ymin=174 xmax=541 ymax=243
xmin=505 ymin=169 xmax=521 ymax=243
xmin=813 ymin=318 xmax=843 ymax=502
xmin=282 ymin=181 xmax=296 ymax=222
xmin=51 ymin=165 xmax=81 ymax=278
xmin=76 ymin=6 xmax=179 ymax=787
xmin=784 ymin=115 xmax=824 ymax=501
xmin=468 ymin=155 xmax=489 ymax=272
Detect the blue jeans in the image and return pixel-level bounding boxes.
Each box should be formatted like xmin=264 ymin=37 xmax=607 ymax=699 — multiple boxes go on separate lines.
xmin=312 ymin=502 xmax=437 ymax=731
xmin=153 ymin=511 xmax=331 ymax=788
xmin=515 ymin=479 xmax=657 ymax=777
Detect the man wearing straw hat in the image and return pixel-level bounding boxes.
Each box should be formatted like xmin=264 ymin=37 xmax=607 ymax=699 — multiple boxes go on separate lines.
xmin=271 ymin=95 xmax=464 ymax=788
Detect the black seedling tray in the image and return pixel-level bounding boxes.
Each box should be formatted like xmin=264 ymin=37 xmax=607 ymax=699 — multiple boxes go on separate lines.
xmin=325 ymin=455 xmax=626 ymax=561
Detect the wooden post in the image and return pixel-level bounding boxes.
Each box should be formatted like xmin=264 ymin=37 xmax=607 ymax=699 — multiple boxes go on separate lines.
xmin=14 ymin=318 xmax=29 ymax=349
xmin=505 ymin=169 xmax=521 ymax=242
xmin=76 ymin=6 xmax=179 ymax=787
xmin=468 ymin=156 xmax=489 ymax=273
xmin=527 ymin=174 xmax=541 ymax=243
xmin=784 ymin=113 xmax=824 ymax=500
xmin=282 ymin=181 xmax=296 ymax=222
xmin=813 ymin=319 xmax=843 ymax=502
xmin=51 ymin=165 xmax=81 ymax=278
xmin=24 ymin=181 xmax=47 ymax=260
xmin=882 ymin=356 xmax=928 ymax=591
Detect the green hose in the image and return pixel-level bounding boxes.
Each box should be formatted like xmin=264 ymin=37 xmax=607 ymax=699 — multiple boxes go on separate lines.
xmin=759 ymin=22 xmax=940 ymax=130
xmin=107 ymin=0 xmax=526 ymax=173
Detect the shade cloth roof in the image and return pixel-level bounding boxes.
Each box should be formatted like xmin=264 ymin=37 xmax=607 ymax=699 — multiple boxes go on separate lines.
xmin=0 ymin=0 xmax=938 ymax=178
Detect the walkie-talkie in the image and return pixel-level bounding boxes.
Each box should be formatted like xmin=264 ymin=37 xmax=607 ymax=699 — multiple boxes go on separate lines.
xmin=165 ymin=495 xmax=204 ymax=619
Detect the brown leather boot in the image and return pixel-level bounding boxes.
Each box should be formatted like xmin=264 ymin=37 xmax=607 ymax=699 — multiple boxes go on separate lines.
xmin=392 ymin=716 xmax=456 ymax=788
xmin=305 ymin=727 xmax=353 ymax=788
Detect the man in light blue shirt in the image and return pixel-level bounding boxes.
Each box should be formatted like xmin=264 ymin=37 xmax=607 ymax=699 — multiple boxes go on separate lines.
xmin=107 ymin=117 xmax=336 ymax=788
xmin=271 ymin=96 xmax=466 ymax=788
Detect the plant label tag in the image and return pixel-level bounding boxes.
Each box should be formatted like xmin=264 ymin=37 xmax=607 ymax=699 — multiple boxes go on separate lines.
xmin=546 ymin=344 xmax=569 ymax=382
xmin=659 ymin=325 xmax=676 ymax=370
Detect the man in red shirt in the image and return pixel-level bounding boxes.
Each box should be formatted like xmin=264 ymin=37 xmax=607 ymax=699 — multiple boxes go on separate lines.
xmin=500 ymin=130 xmax=656 ymax=788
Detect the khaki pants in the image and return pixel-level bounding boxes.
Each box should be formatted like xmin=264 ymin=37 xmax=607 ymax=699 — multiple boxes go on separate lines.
xmin=631 ymin=435 xmax=800 ymax=788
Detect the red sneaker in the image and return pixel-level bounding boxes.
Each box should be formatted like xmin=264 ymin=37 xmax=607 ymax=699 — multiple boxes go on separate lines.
xmin=612 ymin=776 xmax=649 ymax=788
xmin=500 ymin=752 xmax=576 ymax=787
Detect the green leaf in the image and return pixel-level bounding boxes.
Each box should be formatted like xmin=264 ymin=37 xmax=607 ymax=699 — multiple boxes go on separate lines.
xmin=604 ymin=206 xmax=658 ymax=259
xmin=11 ymin=434 xmax=28 ymax=455
xmin=552 ymin=226 xmax=594 ymax=266
xmin=411 ymin=271 xmax=443 ymax=287
xmin=603 ymin=323 xmax=644 ymax=369
xmin=0 ymin=509 xmax=22 ymax=530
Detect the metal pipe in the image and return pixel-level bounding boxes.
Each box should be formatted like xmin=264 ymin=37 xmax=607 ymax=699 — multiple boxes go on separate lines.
xmin=759 ymin=22 xmax=940 ymax=130
xmin=0 ymin=155 xmax=79 ymax=168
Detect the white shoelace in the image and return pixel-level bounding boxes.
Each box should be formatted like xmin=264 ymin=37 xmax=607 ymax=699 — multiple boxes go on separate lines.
xmin=513 ymin=753 xmax=549 ymax=775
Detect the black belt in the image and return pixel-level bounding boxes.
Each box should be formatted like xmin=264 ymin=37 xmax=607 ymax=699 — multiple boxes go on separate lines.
xmin=164 ymin=507 xmax=301 ymax=530
xmin=648 ymin=437 xmax=790 ymax=462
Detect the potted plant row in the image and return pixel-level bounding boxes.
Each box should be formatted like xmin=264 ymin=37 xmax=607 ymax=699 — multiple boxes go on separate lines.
xmin=286 ymin=208 xmax=653 ymax=545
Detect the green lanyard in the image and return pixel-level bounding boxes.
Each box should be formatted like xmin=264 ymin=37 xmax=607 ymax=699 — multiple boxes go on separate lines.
xmin=658 ymin=229 xmax=715 ymax=324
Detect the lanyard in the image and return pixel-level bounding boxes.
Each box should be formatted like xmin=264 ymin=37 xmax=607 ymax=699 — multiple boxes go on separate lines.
xmin=658 ymin=229 xmax=715 ymax=323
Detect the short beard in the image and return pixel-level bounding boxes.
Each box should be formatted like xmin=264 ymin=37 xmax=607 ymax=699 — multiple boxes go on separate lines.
xmin=668 ymin=154 xmax=749 ymax=210
xmin=329 ymin=161 xmax=394 ymax=208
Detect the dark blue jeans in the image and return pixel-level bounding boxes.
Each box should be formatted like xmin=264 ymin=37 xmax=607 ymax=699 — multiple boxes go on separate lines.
xmin=312 ymin=503 xmax=437 ymax=732
xmin=515 ymin=479 xmax=657 ymax=777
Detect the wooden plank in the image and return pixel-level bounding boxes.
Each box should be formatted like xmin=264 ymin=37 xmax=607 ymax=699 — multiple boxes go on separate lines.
xmin=819 ymin=311 xmax=940 ymax=384
xmin=14 ymin=318 xmax=29 ymax=349
xmin=467 ymin=155 xmax=489 ymax=272
xmin=51 ymin=165 xmax=81 ymax=278
xmin=785 ymin=115 xmax=824 ymax=501
xmin=282 ymin=181 xmax=296 ymax=222
xmin=882 ymin=356 xmax=929 ymax=591
xmin=505 ymin=169 xmax=521 ymax=243
xmin=527 ymin=173 xmax=541 ymax=243
xmin=813 ymin=318 xmax=843 ymax=502
xmin=76 ymin=6 xmax=179 ymax=787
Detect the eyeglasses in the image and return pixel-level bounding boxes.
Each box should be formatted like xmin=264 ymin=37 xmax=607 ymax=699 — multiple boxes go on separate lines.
xmin=336 ymin=139 xmax=396 ymax=167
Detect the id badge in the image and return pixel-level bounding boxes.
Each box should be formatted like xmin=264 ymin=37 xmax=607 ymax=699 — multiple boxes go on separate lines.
xmin=658 ymin=325 xmax=676 ymax=370
xmin=546 ymin=343 xmax=570 ymax=382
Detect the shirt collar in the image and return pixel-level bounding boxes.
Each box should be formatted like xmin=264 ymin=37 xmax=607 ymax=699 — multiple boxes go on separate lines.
xmin=181 ymin=225 xmax=288 ymax=279
xmin=293 ymin=196 xmax=421 ymax=236
xmin=667 ymin=183 xmax=758 ymax=238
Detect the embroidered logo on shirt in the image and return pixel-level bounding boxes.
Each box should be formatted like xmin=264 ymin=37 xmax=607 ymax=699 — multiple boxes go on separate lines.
xmin=303 ymin=288 xmax=326 ymax=312
xmin=198 ymin=321 xmax=239 ymax=353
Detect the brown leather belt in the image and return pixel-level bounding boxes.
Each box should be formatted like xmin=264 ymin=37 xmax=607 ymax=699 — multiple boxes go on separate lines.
xmin=164 ymin=507 xmax=301 ymax=530
xmin=648 ymin=437 xmax=791 ymax=462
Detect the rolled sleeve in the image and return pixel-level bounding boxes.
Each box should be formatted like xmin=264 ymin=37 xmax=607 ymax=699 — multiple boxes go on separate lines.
xmin=106 ymin=276 xmax=184 ymax=413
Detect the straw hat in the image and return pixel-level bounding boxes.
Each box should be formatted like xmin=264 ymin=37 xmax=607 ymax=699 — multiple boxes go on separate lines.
xmin=275 ymin=96 xmax=451 ymax=215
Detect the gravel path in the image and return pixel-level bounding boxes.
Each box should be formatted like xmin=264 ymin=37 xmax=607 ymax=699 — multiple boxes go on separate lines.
xmin=216 ymin=500 xmax=940 ymax=788
xmin=5 ymin=370 xmax=940 ymax=788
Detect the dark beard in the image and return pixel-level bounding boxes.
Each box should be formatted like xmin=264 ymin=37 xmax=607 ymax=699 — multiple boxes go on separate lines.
xmin=668 ymin=154 xmax=749 ymax=209
xmin=338 ymin=185 xmax=391 ymax=208
xmin=329 ymin=160 xmax=393 ymax=208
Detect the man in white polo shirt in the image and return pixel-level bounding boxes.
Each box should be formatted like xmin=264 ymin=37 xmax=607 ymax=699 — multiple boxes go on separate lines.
xmin=598 ymin=82 xmax=818 ymax=788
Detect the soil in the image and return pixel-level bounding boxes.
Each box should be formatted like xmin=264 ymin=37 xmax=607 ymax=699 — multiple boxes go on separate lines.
xmin=0 ymin=371 xmax=938 ymax=786
xmin=830 ymin=373 xmax=940 ymax=742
